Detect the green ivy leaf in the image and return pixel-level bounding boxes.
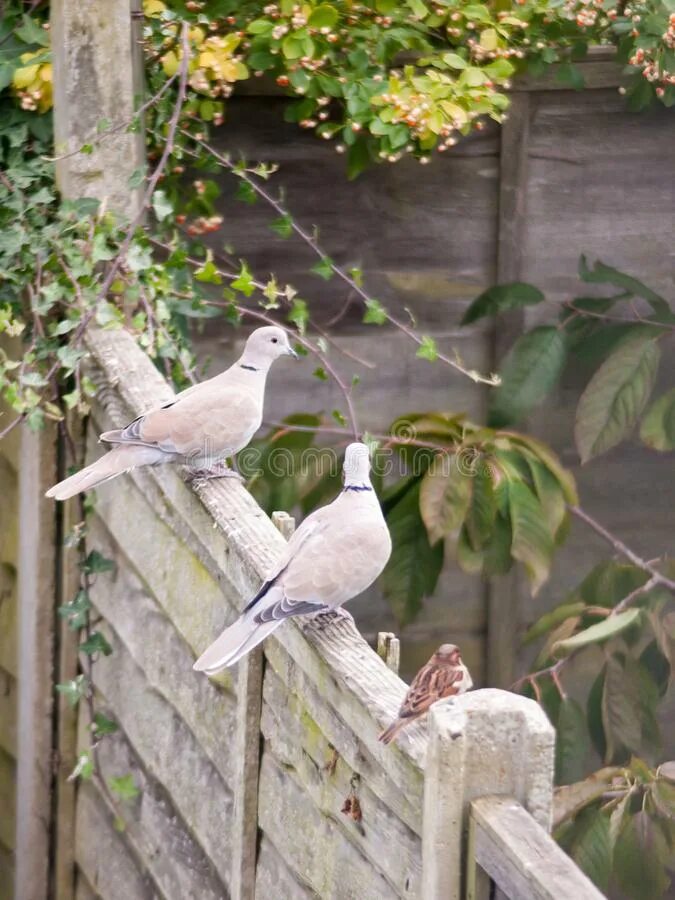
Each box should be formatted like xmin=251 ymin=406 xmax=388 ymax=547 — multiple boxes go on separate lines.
xmin=575 ymin=334 xmax=660 ymax=463
xmin=270 ymin=214 xmax=293 ymax=238
xmin=92 ymin=712 xmax=118 ymax=737
xmin=416 ymin=336 xmax=438 ymax=362
xmin=310 ymin=257 xmax=334 ymax=281
xmin=79 ymin=630 xmax=113 ymax=657
xmin=151 ymin=189 xmax=173 ymax=222
xmin=640 ymin=387 xmax=675 ymax=451
xmin=288 ymin=298 xmax=309 ymax=333
xmin=58 ymin=589 xmax=92 ymax=630
xmin=108 ymin=774 xmax=140 ymax=802
xmin=231 ymin=262 xmax=254 ymax=295
xmin=382 ymin=480 xmax=444 ymax=625
xmin=489 ymin=327 xmax=567 ymax=427
xmin=56 ymin=674 xmax=88 ymax=708
xmin=461 ymin=282 xmax=545 ymax=325
xmin=80 ymin=550 xmax=116 ymax=575
xmin=363 ymin=298 xmax=388 ymax=325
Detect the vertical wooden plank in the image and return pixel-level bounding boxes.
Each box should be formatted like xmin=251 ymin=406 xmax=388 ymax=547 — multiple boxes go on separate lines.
xmin=15 ymin=423 xmax=58 ymax=900
xmin=421 ymin=689 xmax=554 ymax=900
xmin=230 ymin=511 xmax=295 ymax=900
xmin=51 ymin=0 xmax=145 ymax=219
xmin=486 ymin=92 xmax=531 ymax=688
xmin=53 ymin=429 xmax=83 ymax=900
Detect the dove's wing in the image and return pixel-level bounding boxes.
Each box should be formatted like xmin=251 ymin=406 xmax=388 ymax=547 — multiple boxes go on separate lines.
xmin=100 ymin=375 xmax=261 ymax=457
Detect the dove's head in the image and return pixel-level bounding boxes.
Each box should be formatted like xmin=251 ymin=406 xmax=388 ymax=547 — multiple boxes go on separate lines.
xmin=241 ymin=326 xmax=298 ymax=370
xmin=343 ymin=442 xmax=372 ymax=489
xmin=436 ymin=643 xmax=461 ymax=665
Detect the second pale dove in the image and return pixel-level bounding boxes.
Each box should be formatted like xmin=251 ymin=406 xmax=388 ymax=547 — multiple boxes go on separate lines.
xmin=46 ymin=326 xmax=297 ymax=500
xmin=193 ymin=442 xmax=392 ymax=673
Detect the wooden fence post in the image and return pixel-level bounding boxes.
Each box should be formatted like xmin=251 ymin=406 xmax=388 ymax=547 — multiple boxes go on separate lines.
xmin=230 ymin=511 xmax=295 ymax=900
xmin=49 ymin=3 xmax=147 ymax=897
xmin=421 ymin=688 xmax=555 ymax=900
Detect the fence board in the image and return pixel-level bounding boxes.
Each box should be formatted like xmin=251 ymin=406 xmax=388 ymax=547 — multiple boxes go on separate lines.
xmin=470 ymin=797 xmax=603 ymax=900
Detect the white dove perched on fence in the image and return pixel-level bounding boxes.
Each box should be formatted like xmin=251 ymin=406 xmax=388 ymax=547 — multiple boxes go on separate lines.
xmin=46 ymin=326 xmax=297 ymax=500
xmin=193 ymin=442 xmax=392 ymax=674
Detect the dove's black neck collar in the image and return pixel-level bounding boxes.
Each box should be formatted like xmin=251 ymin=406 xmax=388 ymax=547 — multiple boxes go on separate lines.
xmin=240 ymin=363 xmax=260 ymax=372
xmin=343 ymin=483 xmax=373 ymax=493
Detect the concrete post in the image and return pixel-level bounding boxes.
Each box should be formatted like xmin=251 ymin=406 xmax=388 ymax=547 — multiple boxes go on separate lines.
xmin=421 ymin=688 xmax=555 ymax=900
xmin=51 ymin=0 xmax=146 ymax=218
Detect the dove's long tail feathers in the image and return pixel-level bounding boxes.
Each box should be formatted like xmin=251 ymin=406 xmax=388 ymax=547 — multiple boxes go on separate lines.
xmin=193 ymin=608 xmax=281 ymax=674
xmin=45 ymin=445 xmax=168 ymax=500
xmin=379 ymin=715 xmax=418 ymax=745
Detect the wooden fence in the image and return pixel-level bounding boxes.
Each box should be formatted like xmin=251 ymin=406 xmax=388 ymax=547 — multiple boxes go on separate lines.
xmin=1 ymin=323 xmax=602 ymax=899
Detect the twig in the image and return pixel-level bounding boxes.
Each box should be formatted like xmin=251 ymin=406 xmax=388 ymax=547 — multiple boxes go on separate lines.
xmin=179 ymin=134 xmax=500 ymax=386
xmin=569 ymin=505 xmax=675 ymax=592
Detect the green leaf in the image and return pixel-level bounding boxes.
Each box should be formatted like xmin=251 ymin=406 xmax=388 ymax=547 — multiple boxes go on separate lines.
xmin=363 ymin=298 xmax=388 ymax=325
xmin=461 ymin=282 xmax=545 ymax=325
xmin=231 ymin=262 xmax=254 ymax=295
xmin=79 ymin=631 xmax=113 ymax=657
xmin=489 ymin=327 xmax=567 ymax=427
xmin=527 ymin=458 xmax=567 ymax=539
xmin=58 ymin=589 xmax=92 ymax=630
xmin=463 ymin=468 xmax=496 ymax=550
xmin=308 ymin=4 xmax=339 ymax=28
xmin=108 ymin=774 xmax=140 ymax=802
xmin=270 ymin=214 xmax=293 ymax=238
xmin=310 ymin=258 xmax=334 ymax=281
xmin=602 ymin=653 xmax=645 ymax=762
xmin=92 ymin=712 xmax=118 ymax=737
xmin=508 ymin=481 xmax=553 ymax=594
xmin=416 ymin=336 xmax=438 ymax=362
xmin=442 ymin=52 xmax=467 ymax=69
xmin=570 ymin=809 xmax=613 ymax=893
xmin=614 ymin=812 xmax=671 ymax=900
xmin=578 ymin=257 xmax=672 ymax=320
xmin=128 ymin=165 xmax=147 ymax=189
xmin=640 ymin=387 xmax=675 ymax=451
xmin=69 ymin=750 xmax=94 ymax=781
xmin=556 ymin=697 xmax=592 ymax=785
xmin=382 ymin=481 xmax=444 ymax=625
xmin=81 ymin=550 xmax=116 ymax=575
xmin=553 ymin=609 xmax=642 ymax=657
xmin=524 ymin=601 xmax=587 ymax=644
xmin=151 ymin=189 xmax=173 ymax=222
xmin=556 ymin=62 xmax=585 ymax=90
xmin=419 ymin=456 xmax=472 ymax=544
xmin=56 ymin=674 xmax=88 ymax=708
xmin=16 ymin=14 xmax=50 ymax=47
xmin=575 ymin=334 xmax=660 ymax=463
xmin=288 ymin=298 xmax=309 ymax=333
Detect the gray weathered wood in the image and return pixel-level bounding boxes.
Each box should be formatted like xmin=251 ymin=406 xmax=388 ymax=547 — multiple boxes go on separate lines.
xmin=51 ymin=0 xmax=145 ymax=218
xmin=421 ymin=690 xmax=555 ymax=900
xmin=377 ymin=632 xmax=401 ymax=675
xmin=15 ymin=422 xmax=57 ymax=900
xmin=469 ymin=796 xmax=604 ymax=900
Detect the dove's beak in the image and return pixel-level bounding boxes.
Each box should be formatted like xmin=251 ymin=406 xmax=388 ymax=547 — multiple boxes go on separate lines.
xmin=286 ymin=345 xmax=299 ymax=359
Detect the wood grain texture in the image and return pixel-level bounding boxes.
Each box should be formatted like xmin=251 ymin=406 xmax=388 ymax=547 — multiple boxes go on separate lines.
xmin=16 ymin=419 xmax=57 ymax=900
xmin=0 ymin=670 xmax=17 ymax=759
xmin=261 ymin=665 xmax=422 ymax=895
xmin=470 ymin=797 xmax=603 ymax=899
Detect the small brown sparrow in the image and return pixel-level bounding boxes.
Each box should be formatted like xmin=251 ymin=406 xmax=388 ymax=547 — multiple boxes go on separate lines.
xmin=379 ymin=643 xmax=473 ymax=745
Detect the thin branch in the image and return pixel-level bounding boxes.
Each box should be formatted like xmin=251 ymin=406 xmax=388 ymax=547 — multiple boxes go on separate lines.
xmin=179 ymin=133 xmax=500 ymax=386
xmin=569 ymin=505 xmax=675 ymax=592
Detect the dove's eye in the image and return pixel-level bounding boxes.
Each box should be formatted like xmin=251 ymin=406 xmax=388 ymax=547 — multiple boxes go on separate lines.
xmin=271 ymin=337 xmax=278 ymax=344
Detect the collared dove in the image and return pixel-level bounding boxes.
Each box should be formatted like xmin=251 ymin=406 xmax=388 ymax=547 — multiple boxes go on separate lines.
xmin=193 ymin=442 xmax=392 ymax=674
xmin=46 ymin=326 xmax=297 ymax=500
xmin=378 ymin=643 xmax=473 ymax=744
